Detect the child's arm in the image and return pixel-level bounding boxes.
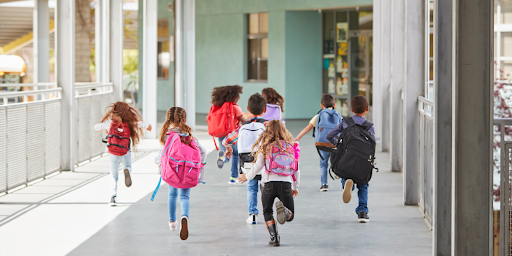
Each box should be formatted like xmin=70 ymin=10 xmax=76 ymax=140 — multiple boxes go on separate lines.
xmin=94 ymin=121 xmax=111 ymax=132
xmin=222 ymin=127 xmax=241 ymax=157
xmin=326 ymin=122 xmax=344 ymax=145
xmin=295 ymin=123 xmax=313 ymax=142
xmin=195 ymin=139 xmax=208 ymax=163
xmin=237 ymin=153 xmax=264 ymax=183
xmin=137 ymin=121 xmax=153 ymax=132
xmin=238 ymin=115 xmax=247 ymax=123
xmin=292 ymin=169 xmax=300 ymax=197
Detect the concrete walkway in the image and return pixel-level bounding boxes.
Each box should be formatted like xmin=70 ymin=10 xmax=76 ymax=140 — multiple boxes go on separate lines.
xmin=0 ymin=121 xmax=432 ymax=255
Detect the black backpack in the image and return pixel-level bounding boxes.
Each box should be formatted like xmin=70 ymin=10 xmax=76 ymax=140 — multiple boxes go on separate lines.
xmin=330 ymin=117 xmax=376 ymax=185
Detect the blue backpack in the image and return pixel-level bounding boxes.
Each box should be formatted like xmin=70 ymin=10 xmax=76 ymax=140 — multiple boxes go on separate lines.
xmin=313 ymin=108 xmax=342 ymax=158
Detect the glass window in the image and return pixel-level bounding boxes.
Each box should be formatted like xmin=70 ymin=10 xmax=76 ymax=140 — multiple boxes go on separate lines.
xmin=158 ymin=19 xmax=170 ymax=80
xmin=247 ymin=13 xmax=268 ymax=81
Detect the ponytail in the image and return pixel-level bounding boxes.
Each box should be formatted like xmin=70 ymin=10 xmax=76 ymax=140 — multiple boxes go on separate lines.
xmin=159 ymin=107 xmax=193 ymax=145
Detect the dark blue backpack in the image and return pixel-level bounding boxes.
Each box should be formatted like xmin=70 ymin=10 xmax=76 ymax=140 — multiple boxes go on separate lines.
xmin=313 ymin=108 xmax=342 ymax=158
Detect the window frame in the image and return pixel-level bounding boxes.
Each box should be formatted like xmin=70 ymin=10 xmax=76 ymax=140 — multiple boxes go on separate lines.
xmin=157 ymin=18 xmax=170 ymax=80
xmin=246 ymin=13 xmax=268 ymax=83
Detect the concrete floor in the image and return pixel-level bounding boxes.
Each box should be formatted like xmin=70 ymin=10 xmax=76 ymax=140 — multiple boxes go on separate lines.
xmin=0 ymin=120 xmax=432 ymax=256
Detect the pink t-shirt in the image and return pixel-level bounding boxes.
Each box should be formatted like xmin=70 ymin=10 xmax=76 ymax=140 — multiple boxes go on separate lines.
xmin=233 ymin=104 xmax=244 ymax=128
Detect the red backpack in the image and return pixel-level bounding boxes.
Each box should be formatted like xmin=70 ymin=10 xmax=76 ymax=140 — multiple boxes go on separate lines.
xmin=207 ymin=102 xmax=238 ymax=138
xmin=107 ymin=122 xmax=131 ymax=156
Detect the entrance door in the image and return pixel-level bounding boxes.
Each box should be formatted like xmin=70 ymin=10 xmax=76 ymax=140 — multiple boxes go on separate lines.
xmin=349 ymin=30 xmax=373 ymax=121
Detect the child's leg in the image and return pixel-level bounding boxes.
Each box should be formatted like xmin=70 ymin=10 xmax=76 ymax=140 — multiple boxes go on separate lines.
xmin=247 ymin=179 xmax=259 ymax=215
xmin=230 ymin=145 xmax=239 ymax=179
xmin=217 ymin=136 xmax=230 ymax=163
xmin=109 ymin=155 xmax=122 ymax=197
xmin=276 ymin=183 xmax=295 ymax=222
xmin=355 ymin=183 xmax=369 ymax=214
xmin=261 ymin=182 xmax=278 ymax=222
xmin=121 ymin=151 xmax=132 ymax=173
xmin=179 ymin=188 xmax=191 ymax=218
xmin=168 ymin=185 xmax=178 ymax=222
xmin=319 ymin=150 xmax=331 ymax=185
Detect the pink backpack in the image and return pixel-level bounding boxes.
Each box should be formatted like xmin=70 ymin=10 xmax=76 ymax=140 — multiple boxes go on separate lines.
xmin=160 ymin=132 xmax=204 ymax=189
xmin=264 ymin=141 xmax=299 ymax=180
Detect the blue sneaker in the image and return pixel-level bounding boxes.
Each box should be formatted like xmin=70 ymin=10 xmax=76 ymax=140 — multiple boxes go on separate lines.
xmin=217 ymin=151 xmax=225 ymax=169
xmin=228 ymin=177 xmax=236 ymax=184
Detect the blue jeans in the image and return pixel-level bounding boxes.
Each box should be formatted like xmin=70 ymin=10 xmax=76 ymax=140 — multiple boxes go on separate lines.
xmin=341 ymin=179 xmax=369 ymax=213
xmin=247 ymin=179 xmax=259 ymax=215
xmin=109 ymin=151 xmax=131 ymax=197
xmin=218 ymin=136 xmax=239 ymax=179
xmin=319 ymin=150 xmax=331 ymax=185
xmin=168 ymin=184 xmax=191 ymax=222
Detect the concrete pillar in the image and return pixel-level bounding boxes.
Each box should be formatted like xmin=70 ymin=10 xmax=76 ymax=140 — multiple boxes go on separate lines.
xmin=433 ymin=0 xmax=453 ymax=254
xmin=75 ymin=0 xmax=92 ymax=82
xmin=110 ymin=0 xmax=124 ymax=101
xmin=33 ymin=0 xmax=49 ymax=83
xmin=390 ymin=0 xmax=404 ymax=172
xmin=56 ymin=0 xmax=76 ymax=171
xmin=175 ymin=0 xmax=196 ymax=130
xmin=451 ymin=0 xmax=493 ymax=254
xmin=403 ymin=0 xmax=424 ymax=205
xmin=373 ymin=0 xmax=383 ymax=152
xmin=142 ymin=0 xmax=157 ymax=138
xmin=380 ymin=0 xmax=391 ymax=152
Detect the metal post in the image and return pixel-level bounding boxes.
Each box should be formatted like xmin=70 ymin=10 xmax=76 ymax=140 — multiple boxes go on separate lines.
xmin=33 ymin=0 xmax=50 ymax=84
xmin=95 ymin=0 xmax=102 ymax=83
xmin=142 ymin=0 xmax=157 ymax=138
xmin=56 ymin=0 xmax=76 ymax=171
xmin=433 ymin=0 xmax=453 ymax=254
xmin=451 ymin=0 xmax=493 ymax=254
xmin=390 ymin=0 xmax=404 ymax=172
xmin=101 ymin=0 xmax=110 ymax=84
xmin=380 ymin=0 xmax=391 ymax=152
xmin=110 ymin=0 xmax=124 ymax=102
xmin=403 ymin=0 xmax=424 ymax=205
xmin=373 ymin=0 xmax=383 ymax=151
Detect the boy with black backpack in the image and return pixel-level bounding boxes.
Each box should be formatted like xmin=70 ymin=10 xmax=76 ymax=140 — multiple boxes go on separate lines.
xmin=295 ymin=94 xmax=342 ymax=192
xmin=223 ymin=93 xmax=268 ymax=224
xmin=326 ymin=95 xmax=376 ymax=223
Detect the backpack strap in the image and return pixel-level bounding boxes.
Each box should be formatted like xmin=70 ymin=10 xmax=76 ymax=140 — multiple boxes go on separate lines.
xmin=150 ymin=176 xmax=162 ymax=201
xmin=242 ymin=117 xmax=267 ymax=125
xmin=360 ymin=120 xmax=374 ymax=131
xmin=344 ymin=116 xmax=357 ymax=127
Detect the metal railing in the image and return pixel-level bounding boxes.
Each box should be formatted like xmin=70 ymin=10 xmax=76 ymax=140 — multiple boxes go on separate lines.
xmin=0 ymin=84 xmax=62 ymax=193
xmin=418 ymin=96 xmax=434 ymax=226
xmin=75 ymin=83 xmax=113 ymax=164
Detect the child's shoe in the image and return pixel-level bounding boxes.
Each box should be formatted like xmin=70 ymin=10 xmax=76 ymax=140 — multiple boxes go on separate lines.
xmin=320 ymin=184 xmax=328 ymax=192
xmin=266 ymin=219 xmax=280 ymax=247
xmin=169 ymin=221 xmax=178 ymax=231
xmin=275 ymin=200 xmax=292 ymax=225
xmin=180 ymin=216 xmax=189 ymax=240
xmin=109 ymin=196 xmax=117 ymax=206
xmin=246 ymin=214 xmax=257 ymax=224
xmin=342 ymin=179 xmax=353 ymax=203
xmin=228 ymin=177 xmax=236 ymax=184
xmin=124 ymin=169 xmax=132 ymax=187
xmin=217 ymin=151 xmax=225 ymax=169
xmin=357 ymin=212 xmax=370 ymax=223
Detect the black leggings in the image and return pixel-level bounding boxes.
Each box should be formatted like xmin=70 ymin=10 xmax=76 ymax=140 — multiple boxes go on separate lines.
xmin=262 ymin=182 xmax=295 ymax=222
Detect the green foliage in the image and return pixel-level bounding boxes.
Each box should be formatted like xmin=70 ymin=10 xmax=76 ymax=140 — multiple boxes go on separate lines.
xmin=123 ymin=49 xmax=138 ymax=75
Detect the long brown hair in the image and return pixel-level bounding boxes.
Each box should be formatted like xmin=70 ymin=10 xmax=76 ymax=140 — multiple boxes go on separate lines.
xmin=211 ymin=85 xmax=243 ymax=107
xmin=101 ymin=101 xmax=144 ymax=148
xmin=262 ymin=87 xmax=284 ymax=112
xmin=251 ymin=120 xmax=294 ymax=160
xmin=159 ymin=107 xmax=193 ymax=145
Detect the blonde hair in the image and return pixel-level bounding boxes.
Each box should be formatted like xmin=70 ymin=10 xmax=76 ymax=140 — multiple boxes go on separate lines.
xmin=251 ymin=120 xmax=294 ymax=161
xmin=159 ymin=107 xmax=193 ymax=145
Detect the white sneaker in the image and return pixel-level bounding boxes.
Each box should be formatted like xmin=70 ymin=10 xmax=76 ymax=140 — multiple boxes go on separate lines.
xmin=169 ymin=221 xmax=177 ymax=231
xmin=246 ymin=214 xmax=257 ymax=224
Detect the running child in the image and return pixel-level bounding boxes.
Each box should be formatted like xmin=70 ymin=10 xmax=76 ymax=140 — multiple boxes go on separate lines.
xmin=238 ymin=120 xmax=300 ymax=247
xmin=223 ymin=93 xmax=267 ymax=224
xmin=261 ymin=87 xmax=284 ymax=122
xmin=94 ymin=101 xmax=152 ymax=206
xmin=206 ymin=85 xmax=247 ymax=184
xmin=294 ymin=94 xmax=342 ymax=192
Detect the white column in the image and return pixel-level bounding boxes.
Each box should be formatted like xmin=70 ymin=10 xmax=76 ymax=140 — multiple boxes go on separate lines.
xmin=175 ymin=0 xmax=196 ymax=130
xmin=94 ymin=0 xmax=102 ymax=82
xmin=451 ymin=0 xmax=493 ymax=254
xmin=433 ymin=0 xmax=453 ymax=254
xmin=110 ymin=0 xmax=124 ymax=101
xmin=380 ymin=0 xmax=391 ymax=152
xmin=56 ymin=0 xmax=76 ymax=171
xmin=390 ymin=0 xmax=404 ymax=172
xmin=33 ymin=0 xmax=49 ymax=83
xmin=142 ymin=0 xmax=157 ymax=138
xmin=373 ymin=0 xmax=382 ymax=152
xmin=403 ymin=0 xmax=424 ymax=205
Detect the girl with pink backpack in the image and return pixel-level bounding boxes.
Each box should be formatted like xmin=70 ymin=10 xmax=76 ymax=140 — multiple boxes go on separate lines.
xmin=154 ymin=107 xmax=207 ymax=240
xmin=261 ymin=87 xmax=285 ymax=122
xmin=237 ymin=120 xmax=300 ymax=247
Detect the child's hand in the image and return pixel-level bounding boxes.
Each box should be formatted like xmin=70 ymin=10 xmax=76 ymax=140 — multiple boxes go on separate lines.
xmin=292 ymin=190 xmax=299 ymax=198
xmin=225 ymin=146 xmax=233 ymax=158
xmin=294 ymin=137 xmax=301 ymax=142
xmin=243 ymin=112 xmax=253 ymax=120
xmin=146 ymin=124 xmax=153 ymax=132
xmin=237 ymin=174 xmax=248 ymax=184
